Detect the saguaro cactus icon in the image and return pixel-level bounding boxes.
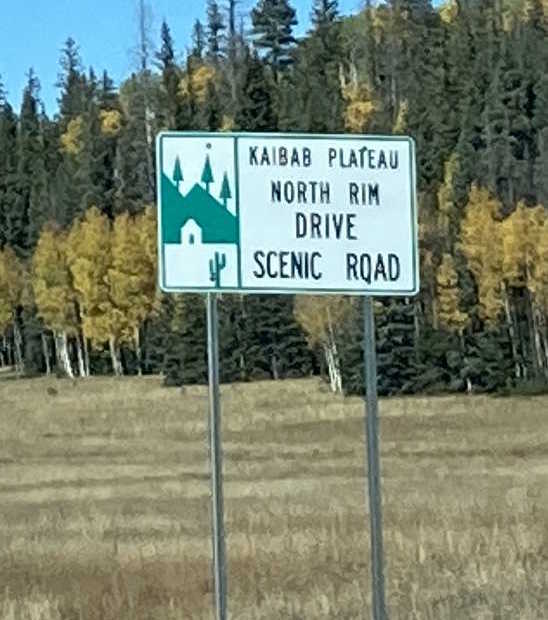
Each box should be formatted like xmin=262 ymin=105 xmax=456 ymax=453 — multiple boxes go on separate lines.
xmin=209 ymin=252 xmax=227 ymax=287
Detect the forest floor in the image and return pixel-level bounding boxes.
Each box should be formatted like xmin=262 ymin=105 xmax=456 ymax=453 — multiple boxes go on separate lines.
xmin=0 ymin=374 xmax=548 ymax=619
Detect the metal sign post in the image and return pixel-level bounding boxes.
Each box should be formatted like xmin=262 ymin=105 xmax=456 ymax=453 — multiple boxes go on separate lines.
xmin=363 ymin=296 xmax=387 ymax=620
xmin=206 ymin=293 xmax=227 ymax=620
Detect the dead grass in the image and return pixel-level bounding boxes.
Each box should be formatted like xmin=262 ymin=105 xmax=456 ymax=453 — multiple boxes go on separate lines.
xmin=0 ymin=374 xmax=548 ymax=618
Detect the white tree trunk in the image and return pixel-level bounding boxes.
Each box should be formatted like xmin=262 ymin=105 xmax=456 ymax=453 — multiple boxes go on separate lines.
xmin=503 ymin=291 xmax=521 ymax=380
xmin=323 ymin=343 xmax=342 ymax=393
xmin=76 ymin=337 xmax=86 ymax=378
xmin=5 ymin=334 xmax=13 ymax=367
xmin=0 ymin=334 xmax=7 ymax=368
xmin=13 ymin=320 xmax=24 ymax=376
xmin=134 ymin=326 xmax=142 ymax=377
xmin=41 ymin=332 xmax=51 ymax=376
xmin=531 ymin=303 xmax=546 ymax=377
xmin=55 ymin=331 xmax=74 ymax=378
xmin=109 ymin=336 xmax=123 ymax=377
xmin=84 ymin=337 xmax=90 ymax=377
xmin=536 ymin=308 xmax=548 ymax=378
xmin=325 ymin=307 xmax=343 ymax=394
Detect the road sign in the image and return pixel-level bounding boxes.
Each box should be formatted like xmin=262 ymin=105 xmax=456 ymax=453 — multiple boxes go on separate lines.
xmin=157 ymin=131 xmax=419 ymax=620
xmin=156 ymin=132 xmax=418 ymax=296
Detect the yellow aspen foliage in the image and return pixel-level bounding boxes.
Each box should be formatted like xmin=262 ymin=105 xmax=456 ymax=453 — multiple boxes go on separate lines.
xmin=138 ymin=206 xmax=157 ymax=274
xmin=436 ymin=254 xmax=469 ymax=333
xmin=393 ymin=101 xmax=409 ymax=134
xmin=437 ymin=154 xmax=459 ymax=240
xmin=294 ymin=295 xmax=351 ymax=393
xmin=342 ymin=83 xmax=377 ymax=133
xmin=99 ymin=109 xmax=122 ymax=137
xmin=179 ymin=64 xmax=216 ymax=104
xmin=0 ymin=247 xmax=24 ymax=332
xmin=66 ymin=207 xmax=119 ymax=345
xmin=220 ymin=115 xmax=235 ymax=132
xmin=528 ymin=210 xmax=548 ymax=311
xmin=440 ymin=0 xmax=459 ymax=24
xmin=108 ymin=209 xmax=157 ymax=343
xmin=501 ymin=203 xmax=544 ymax=288
xmin=294 ymin=295 xmax=351 ymax=349
xmin=459 ymin=185 xmax=504 ymax=323
xmin=32 ymin=226 xmax=79 ymax=334
xmin=60 ymin=116 xmax=84 ymax=155
xmin=501 ymin=0 xmax=548 ymax=28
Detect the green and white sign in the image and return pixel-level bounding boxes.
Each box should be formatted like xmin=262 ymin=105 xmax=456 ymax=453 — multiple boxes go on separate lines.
xmin=157 ymin=132 xmax=418 ymax=296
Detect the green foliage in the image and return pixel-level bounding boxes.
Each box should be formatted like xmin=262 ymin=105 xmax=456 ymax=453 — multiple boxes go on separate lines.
xmin=235 ymin=48 xmax=275 ymax=131
xmin=164 ymin=295 xmax=207 ymax=386
xmin=206 ymin=0 xmax=226 ymax=61
xmin=251 ymin=0 xmax=298 ymax=73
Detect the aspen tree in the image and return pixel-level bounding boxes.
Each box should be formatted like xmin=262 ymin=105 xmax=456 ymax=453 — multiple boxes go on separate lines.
xmin=294 ymin=295 xmax=350 ymax=393
xmin=502 ymin=203 xmax=546 ymax=374
xmin=460 ymin=185 xmax=504 ymax=324
xmin=460 ymin=186 xmax=523 ymax=378
xmin=67 ymin=207 xmax=124 ymax=376
xmin=342 ymin=83 xmax=377 ymax=133
xmin=32 ymin=225 xmax=79 ymax=377
xmin=109 ymin=208 xmax=156 ymax=374
xmin=0 ymin=247 xmax=25 ymax=373
xmin=436 ymin=254 xmax=469 ymax=334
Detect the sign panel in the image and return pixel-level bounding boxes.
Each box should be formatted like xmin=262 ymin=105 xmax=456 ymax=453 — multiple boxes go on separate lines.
xmin=157 ymin=132 xmax=418 ymax=296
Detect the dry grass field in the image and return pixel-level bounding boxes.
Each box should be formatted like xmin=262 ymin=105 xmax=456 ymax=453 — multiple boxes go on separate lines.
xmin=1 ymin=374 xmax=548 ymax=619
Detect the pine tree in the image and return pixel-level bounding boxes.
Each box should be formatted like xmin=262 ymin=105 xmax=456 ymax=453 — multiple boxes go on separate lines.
xmin=251 ymin=0 xmax=298 ymax=75
xmin=56 ymin=38 xmax=86 ymax=129
xmin=295 ymin=0 xmax=344 ymax=132
xmin=27 ymin=152 xmax=53 ymax=248
xmin=115 ymin=74 xmax=155 ymax=214
xmin=156 ymin=20 xmax=182 ymax=129
xmin=483 ymin=42 xmax=530 ymax=211
xmin=191 ymin=20 xmax=207 ymax=61
xmin=534 ymin=75 xmax=548 ymax=206
xmin=7 ymin=70 xmax=43 ymax=256
xmin=207 ymin=0 xmax=226 ymax=62
xmin=376 ymin=300 xmax=418 ymax=395
xmin=0 ymin=78 xmax=18 ymax=250
xmin=311 ymin=0 xmax=338 ymax=29
xmin=164 ymin=295 xmax=208 ymax=386
xmin=235 ymin=48 xmax=275 ymax=131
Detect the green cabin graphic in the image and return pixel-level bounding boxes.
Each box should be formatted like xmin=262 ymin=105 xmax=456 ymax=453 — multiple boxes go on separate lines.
xmin=161 ymin=155 xmax=238 ymax=246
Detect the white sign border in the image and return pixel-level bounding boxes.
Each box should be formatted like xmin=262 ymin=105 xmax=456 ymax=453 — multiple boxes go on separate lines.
xmin=156 ymin=131 xmax=419 ymax=297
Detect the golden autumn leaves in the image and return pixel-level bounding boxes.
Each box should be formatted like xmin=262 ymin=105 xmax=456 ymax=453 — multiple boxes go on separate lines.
xmin=28 ymin=207 xmax=156 ymax=376
xmin=459 ymin=187 xmax=548 ymax=326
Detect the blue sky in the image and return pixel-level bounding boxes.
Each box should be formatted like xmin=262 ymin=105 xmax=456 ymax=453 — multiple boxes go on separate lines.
xmin=0 ymin=0 xmax=364 ymax=116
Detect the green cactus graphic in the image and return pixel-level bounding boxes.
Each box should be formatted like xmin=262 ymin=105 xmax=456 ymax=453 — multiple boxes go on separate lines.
xmin=209 ymin=252 xmax=227 ymax=288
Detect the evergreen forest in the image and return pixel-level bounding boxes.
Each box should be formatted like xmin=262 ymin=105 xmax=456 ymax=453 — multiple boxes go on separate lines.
xmin=1 ymin=0 xmax=548 ymax=396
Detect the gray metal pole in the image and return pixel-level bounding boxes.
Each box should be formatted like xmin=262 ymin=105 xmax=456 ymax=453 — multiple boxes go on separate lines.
xmin=206 ymin=293 xmax=227 ymax=620
xmin=363 ymin=296 xmax=387 ymax=620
